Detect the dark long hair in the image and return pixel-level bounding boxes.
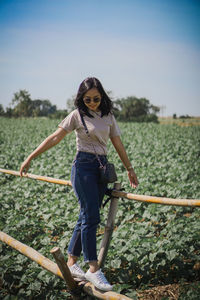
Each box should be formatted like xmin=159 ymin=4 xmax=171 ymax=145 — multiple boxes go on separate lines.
xmin=74 ymin=77 xmax=113 ymax=117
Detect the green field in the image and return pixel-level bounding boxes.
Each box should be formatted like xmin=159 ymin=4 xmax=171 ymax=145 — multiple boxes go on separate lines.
xmin=0 ymin=117 xmax=200 ymax=299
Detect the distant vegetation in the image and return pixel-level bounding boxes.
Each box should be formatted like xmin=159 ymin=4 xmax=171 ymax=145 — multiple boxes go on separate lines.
xmin=0 ymin=89 xmax=160 ymax=123
xmin=113 ymin=96 xmax=160 ymax=123
xmin=159 ymin=116 xmax=200 ymax=127
xmin=0 ymin=90 xmax=67 ymax=119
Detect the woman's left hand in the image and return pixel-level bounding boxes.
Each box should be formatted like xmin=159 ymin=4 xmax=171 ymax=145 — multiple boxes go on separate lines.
xmin=128 ymin=169 xmax=139 ymax=188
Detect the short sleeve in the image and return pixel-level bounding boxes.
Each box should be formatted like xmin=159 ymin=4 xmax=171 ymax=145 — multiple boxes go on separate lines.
xmin=58 ymin=110 xmax=78 ymax=133
xmin=109 ymin=114 xmax=121 ymax=138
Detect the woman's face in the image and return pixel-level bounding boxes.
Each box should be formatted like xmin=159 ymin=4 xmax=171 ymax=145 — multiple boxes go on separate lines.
xmin=83 ymin=88 xmax=101 ymax=112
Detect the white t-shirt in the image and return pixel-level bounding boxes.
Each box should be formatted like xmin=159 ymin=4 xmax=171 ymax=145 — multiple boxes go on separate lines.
xmin=58 ymin=109 xmax=121 ymax=155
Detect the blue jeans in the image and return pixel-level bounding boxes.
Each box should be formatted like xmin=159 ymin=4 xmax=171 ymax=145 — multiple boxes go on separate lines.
xmin=68 ymin=151 xmax=108 ymax=262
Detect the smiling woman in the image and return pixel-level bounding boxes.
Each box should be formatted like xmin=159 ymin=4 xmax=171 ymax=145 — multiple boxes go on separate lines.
xmin=83 ymin=88 xmax=101 ymax=111
xmin=1 ymin=113 xmax=200 ymax=298
xmin=74 ymin=77 xmax=114 ymax=118
xmin=19 ymin=76 xmax=138 ymax=291
xmin=0 ymin=0 xmax=200 ymax=116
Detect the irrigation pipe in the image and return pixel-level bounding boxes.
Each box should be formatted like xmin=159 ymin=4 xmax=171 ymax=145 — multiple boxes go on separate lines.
xmin=1 ymin=168 xmax=200 ymax=207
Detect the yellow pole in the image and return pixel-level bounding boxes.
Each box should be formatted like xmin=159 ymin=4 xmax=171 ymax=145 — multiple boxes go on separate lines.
xmin=0 ymin=231 xmax=133 ymax=300
xmin=1 ymin=168 xmax=200 ymax=207
xmin=112 ymin=190 xmax=200 ymax=207
xmin=0 ymin=231 xmax=62 ymax=278
xmin=0 ymin=168 xmax=72 ymax=186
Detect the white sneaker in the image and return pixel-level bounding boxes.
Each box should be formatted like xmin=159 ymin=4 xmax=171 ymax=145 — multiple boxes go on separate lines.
xmin=68 ymin=263 xmax=85 ymax=280
xmin=85 ymin=269 xmax=112 ymax=291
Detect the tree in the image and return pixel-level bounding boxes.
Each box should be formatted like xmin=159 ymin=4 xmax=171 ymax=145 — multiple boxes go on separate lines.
xmin=5 ymin=107 xmax=13 ymax=117
xmin=113 ymin=96 xmax=160 ymax=123
xmin=31 ymin=99 xmax=57 ymax=116
xmin=66 ymin=95 xmax=76 ymax=112
xmin=11 ymin=90 xmax=32 ymax=117
xmin=30 ymin=99 xmax=42 ymax=117
xmin=9 ymin=90 xmax=58 ymax=117
xmin=150 ymin=104 xmax=160 ymax=115
xmin=0 ymin=104 xmax=4 ymax=116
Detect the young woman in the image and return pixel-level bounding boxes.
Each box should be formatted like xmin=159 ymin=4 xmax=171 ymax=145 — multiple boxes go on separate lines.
xmin=20 ymin=77 xmax=138 ymax=291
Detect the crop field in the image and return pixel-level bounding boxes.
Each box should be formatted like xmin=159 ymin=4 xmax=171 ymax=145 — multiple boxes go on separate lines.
xmin=0 ymin=117 xmax=200 ymax=299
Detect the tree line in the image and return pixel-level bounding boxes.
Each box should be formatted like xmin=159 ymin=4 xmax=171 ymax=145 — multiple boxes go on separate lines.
xmin=0 ymin=90 xmax=67 ymax=119
xmin=113 ymin=96 xmax=160 ymax=122
xmin=0 ymin=89 xmax=160 ymax=122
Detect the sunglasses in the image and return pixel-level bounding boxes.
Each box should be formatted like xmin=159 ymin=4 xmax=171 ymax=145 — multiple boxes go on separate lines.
xmin=83 ymin=97 xmax=101 ymax=104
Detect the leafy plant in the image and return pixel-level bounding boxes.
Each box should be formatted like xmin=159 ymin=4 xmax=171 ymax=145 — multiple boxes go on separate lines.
xmin=0 ymin=117 xmax=200 ymax=298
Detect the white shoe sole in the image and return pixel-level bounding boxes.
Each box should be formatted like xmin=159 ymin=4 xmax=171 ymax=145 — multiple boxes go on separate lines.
xmin=85 ymin=275 xmax=112 ymax=291
xmin=70 ymin=272 xmax=86 ymax=280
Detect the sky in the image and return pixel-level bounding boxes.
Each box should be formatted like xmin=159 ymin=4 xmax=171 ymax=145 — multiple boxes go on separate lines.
xmin=0 ymin=0 xmax=200 ymax=117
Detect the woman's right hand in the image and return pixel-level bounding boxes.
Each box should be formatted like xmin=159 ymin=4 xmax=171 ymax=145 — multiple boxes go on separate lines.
xmin=20 ymin=158 xmax=31 ymax=177
xmin=19 ymin=128 xmax=67 ymax=177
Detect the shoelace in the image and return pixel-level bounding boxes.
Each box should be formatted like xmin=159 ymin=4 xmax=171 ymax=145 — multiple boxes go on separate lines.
xmin=95 ymin=271 xmax=109 ymax=284
xmin=71 ymin=264 xmax=84 ymax=274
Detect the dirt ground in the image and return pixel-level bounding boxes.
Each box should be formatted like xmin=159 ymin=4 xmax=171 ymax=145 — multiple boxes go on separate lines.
xmin=136 ymin=282 xmax=200 ymax=300
xmin=137 ymin=283 xmax=180 ymax=300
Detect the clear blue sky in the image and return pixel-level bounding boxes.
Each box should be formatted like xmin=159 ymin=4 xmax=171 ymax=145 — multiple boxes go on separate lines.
xmin=0 ymin=0 xmax=200 ymax=116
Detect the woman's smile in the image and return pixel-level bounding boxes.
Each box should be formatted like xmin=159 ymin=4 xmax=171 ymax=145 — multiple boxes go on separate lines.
xmin=83 ymin=88 xmax=101 ymax=112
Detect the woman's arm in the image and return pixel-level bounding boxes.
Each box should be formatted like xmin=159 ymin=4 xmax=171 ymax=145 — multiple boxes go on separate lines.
xmin=110 ymin=135 xmax=139 ymax=188
xmin=20 ymin=127 xmax=67 ymax=176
